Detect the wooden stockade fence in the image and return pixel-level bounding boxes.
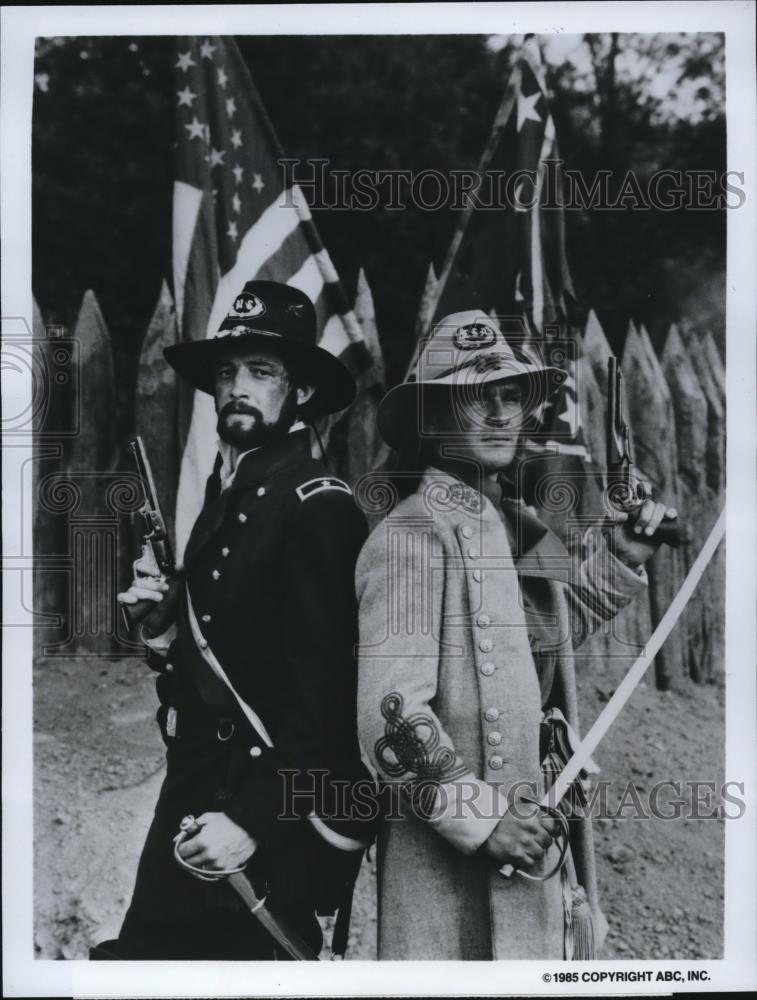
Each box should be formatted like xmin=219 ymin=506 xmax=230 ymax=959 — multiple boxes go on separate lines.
xmin=32 ymin=285 xmax=725 ymax=691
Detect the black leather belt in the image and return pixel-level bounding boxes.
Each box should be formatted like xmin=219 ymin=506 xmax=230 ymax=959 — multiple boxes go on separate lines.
xmin=159 ymin=704 xmax=239 ymax=745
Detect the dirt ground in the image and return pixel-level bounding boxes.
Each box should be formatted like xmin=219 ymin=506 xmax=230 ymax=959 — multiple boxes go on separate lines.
xmin=33 ymin=649 xmax=725 ymax=961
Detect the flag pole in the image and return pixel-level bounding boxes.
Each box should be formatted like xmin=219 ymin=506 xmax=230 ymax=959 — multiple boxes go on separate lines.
xmin=226 ymin=39 xmax=359 ymax=328
xmin=405 ymin=63 xmax=523 ymax=375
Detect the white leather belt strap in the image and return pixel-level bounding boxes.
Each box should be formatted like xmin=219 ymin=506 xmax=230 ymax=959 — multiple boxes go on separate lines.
xmin=186 ymin=583 xmax=274 ymax=747
xmin=185 ymin=583 xmax=367 ymax=853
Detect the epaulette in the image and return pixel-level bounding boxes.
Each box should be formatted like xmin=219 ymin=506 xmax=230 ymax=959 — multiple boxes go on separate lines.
xmin=296 ymin=476 xmax=352 ymax=502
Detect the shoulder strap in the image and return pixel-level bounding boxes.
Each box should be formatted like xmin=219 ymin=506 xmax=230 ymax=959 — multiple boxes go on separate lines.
xmin=185 ymin=583 xmax=368 ymax=852
xmin=296 ymin=476 xmax=351 ymax=501
xmin=185 ymin=583 xmax=274 ymax=747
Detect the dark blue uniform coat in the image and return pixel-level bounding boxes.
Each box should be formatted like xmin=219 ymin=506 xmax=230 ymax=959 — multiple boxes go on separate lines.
xmin=117 ymin=430 xmax=372 ymax=959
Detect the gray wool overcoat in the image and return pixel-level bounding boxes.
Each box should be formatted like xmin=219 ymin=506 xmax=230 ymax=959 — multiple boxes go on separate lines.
xmin=356 ymin=467 xmax=647 ymax=960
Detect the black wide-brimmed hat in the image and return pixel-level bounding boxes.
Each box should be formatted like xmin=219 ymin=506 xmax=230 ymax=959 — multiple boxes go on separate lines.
xmin=163 ymin=280 xmax=356 ymax=419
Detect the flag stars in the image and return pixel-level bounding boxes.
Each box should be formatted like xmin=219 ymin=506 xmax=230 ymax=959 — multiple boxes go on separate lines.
xmin=227 ymin=221 xmax=239 ymax=242
xmin=217 ymin=67 xmax=228 ymax=88
xmin=225 ymin=96 xmax=237 ymax=118
xmin=184 ymin=116 xmax=207 ymax=141
xmin=176 ymin=51 xmax=196 ymax=72
xmin=516 ymin=89 xmax=542 ymax=132
xmin=231 ymin=193 xmax=242 ymax=214
xmin=232 ymin=164 xmax=244 ymax=184
xmin=230 ymin=129 xmax=243 ymax=149
xmin=206 ymin=147 xmax=226 ymax=168
xmin=200 ymin=40 xmax=216 ymax=59
xmin=177 ymin=86 xmax=197 ymax=108
xmin=252 ymin=173 xmax=265 ymax=194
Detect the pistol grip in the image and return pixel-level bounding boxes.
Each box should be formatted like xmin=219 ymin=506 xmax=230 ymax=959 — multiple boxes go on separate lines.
xmin=653 ymin=519 xmax=683 ymax=548
xmin=120 ymin=598 xmax=159 ymax=630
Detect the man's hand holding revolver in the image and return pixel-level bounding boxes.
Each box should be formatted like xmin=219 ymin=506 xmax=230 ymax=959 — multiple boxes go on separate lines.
xmin=117 ymin=548 xmax=183 ymax=638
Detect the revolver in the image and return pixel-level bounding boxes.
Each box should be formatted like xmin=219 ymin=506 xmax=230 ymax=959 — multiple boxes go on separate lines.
xmin=606 ymin=357 xmax=682 ymax=548
xmin=120 ymin=436 xmax=176 ymax=629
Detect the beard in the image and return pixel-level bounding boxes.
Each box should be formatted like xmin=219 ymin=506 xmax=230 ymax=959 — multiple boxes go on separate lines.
xmin=216 ymin=390 xmax=300 ymax=451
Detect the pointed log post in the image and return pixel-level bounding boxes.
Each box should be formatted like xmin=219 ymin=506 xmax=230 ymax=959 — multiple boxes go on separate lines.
xmin=622 ymin=322 xmax=685 ymax=690
xmin=575 ymin=355 xmax=605 ymax=477
xmin=135 ymin=281 xmax=179 ymax=544
xmin=684 ymin=325 xmax=726 ymax=680
xmin=582 ymin=309 xmax=614 ymax=397
xmin=54 ymin=291 xmax=119 ymax=655
xmin=32 ymin=298 xmax=70 ymax=655
xmin=687 ymin=326 xmax=726 ymax=495
xmin=414 ymin=262 xmax=439 ymax=341
xmin=370 ymin=262 xmax=440 ymax=475
xmin=661 ymin=325 xmax=711 ymax=682
xmin=571 ymin=313 xmax=652 ymax=686
xmin=338 ymin=268 xmax=385 ymax=485
xmin=700 ymin=330 xmax=725 ymax=402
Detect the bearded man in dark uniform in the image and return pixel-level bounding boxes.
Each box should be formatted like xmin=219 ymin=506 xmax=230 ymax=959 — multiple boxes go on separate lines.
xmin=103 ymin=281 xmax=374 ymax=960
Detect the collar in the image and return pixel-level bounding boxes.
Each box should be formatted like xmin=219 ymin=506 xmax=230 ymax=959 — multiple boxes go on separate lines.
xmin=418 ymin=464 xmax=569 ymax=571
xmin=216 ymin=421 xmax=307 ymax=491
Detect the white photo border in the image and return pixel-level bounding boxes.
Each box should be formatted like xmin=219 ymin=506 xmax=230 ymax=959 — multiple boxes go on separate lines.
xmin=2 ymin=2 xmax=755 ymax=996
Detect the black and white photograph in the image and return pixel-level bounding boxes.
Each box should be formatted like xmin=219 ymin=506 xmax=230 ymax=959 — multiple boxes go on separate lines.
xmin=2 ymin=2 xmax=755 ymax=996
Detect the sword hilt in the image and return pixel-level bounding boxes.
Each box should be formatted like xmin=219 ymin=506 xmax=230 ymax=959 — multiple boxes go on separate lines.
xmin=174 ymin=815 xmax=247 ymax=881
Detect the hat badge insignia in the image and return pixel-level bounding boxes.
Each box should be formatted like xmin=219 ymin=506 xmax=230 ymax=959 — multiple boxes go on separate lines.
xmin=454 ymin=322 xmax=497 ymax=350
xmin=228 ymin=292 xmax=266 ymax=320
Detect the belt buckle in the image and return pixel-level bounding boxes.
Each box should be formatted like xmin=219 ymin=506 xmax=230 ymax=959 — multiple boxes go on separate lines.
xmin=166 ymin=707 xmax=177 ymax=738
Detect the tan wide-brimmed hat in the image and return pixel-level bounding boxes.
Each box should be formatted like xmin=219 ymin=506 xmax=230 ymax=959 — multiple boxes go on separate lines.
xmin=377 ymin=310 xmax=564 ymax=449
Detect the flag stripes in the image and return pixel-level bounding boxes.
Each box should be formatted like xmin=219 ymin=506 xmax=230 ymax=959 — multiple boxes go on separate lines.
xmin=171 ymin=36 xmax=374 ymax=559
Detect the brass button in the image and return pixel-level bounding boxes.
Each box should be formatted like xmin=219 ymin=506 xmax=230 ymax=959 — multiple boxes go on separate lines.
xmin=257 ymin=486 xmax=266 ymax=498
xmin=487 ymin=731 xmax=502 ymax=746
xmin=201 ymin=614 xmax=212 ymax=623
xmin=480 ymin=662 xmax=495 ymax=677
xmin=477 ymin=613 xmax=491 ymax=628
xmin=459 ymin=525 xmax=473 ymax=539
xmin=479 ymin=638 xmax=494 ymax=653
xmin=467 ymin=547 xmax=479 ymax=559
xmin=249 ymin=746 xmax=262 ymax=758
xmin=238 ymin=513 xmax=247 ymax=523
xmin=221 ymin=547 xmax=230 ymax=557
xmin=484 ymin=707 xmax=499 ymax=722
xmin=473 ymin=569 xmax=484 ymax=582
xmin=165 ymin=662 xmax=174 ymax=673
xmin=489 ymin=755 xmax=504 ymax=770
xmin=211 ymin=569 xmax=221 ymax=580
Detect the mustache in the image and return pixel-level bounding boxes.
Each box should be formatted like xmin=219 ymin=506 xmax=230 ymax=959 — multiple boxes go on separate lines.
xmin=219 ymin=401 xmax=263 ymax=421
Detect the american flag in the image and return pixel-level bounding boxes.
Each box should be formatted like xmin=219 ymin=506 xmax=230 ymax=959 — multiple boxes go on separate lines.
xmin=171 ymin=36 xmax=374 ymax=559
xmin=430 ymin=37 xmax=589 ymax=463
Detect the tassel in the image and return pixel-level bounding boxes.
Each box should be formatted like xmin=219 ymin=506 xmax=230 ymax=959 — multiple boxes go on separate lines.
xmin=568 ymin=884 xmax=596 ymax=960
xmin=561 ymin=867 xmax=574 ymax=960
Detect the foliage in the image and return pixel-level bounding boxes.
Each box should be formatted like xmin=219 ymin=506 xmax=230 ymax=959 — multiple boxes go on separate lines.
xmin=546 ymin=33 xmax=726 ymax=354
xmin=32 ymin=31 xmax=725 ymax=419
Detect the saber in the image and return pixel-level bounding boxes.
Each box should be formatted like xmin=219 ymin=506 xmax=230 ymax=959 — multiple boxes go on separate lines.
xmin=502 ymin=508 xmax=726 ymax=878
xmin=174 ymin=817 xmax=320 ymax=960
